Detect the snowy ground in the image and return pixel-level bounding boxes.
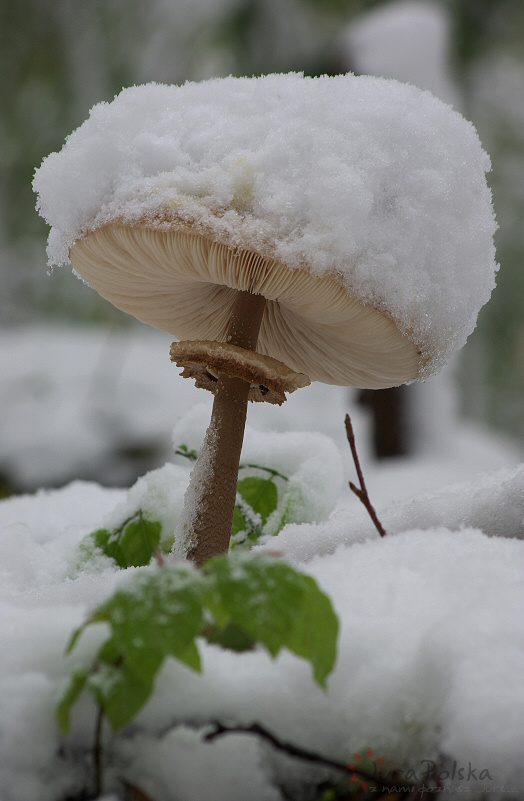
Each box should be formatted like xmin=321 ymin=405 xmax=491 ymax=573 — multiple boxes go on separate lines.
xmin=1 ymin=325 xmax=523 ymax=801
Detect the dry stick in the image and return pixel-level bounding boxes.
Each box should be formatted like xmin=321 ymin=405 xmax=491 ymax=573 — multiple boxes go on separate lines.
xmin=185 ymin=290 xmax=267 ymax=566
xmin=345 ymin=413 xmax=387 ymax=537
xmin=204 ymin=720 xmax=397 ymax=786
xmin=93 ymin=706 xmax=104 ymax=797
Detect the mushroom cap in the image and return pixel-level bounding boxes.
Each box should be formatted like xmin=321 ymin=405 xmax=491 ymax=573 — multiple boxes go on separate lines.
xmin=70 ymin=221 xmax=420 ymax=388
xmin=34 ymin=73 xmax=498 ymax=387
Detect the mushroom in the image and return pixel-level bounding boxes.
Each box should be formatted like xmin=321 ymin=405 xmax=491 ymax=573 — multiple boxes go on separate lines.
xmin=68 ymin=221 xmax=420 ymax=563
xmin=33 ymin=74 xmax=497 ymax=564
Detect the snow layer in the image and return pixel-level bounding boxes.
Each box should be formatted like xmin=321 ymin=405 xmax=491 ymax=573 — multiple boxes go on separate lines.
xmin=343 ymin=0 xmax=461 ymax=108
xmin=0 ymin=326 xmax=197 ymax=491
xmin=1 ymin=375 xmax=523 ymax=800
xmin=1 ymin=464 xmax=523 ymax=800
xmin=262 ymin=462 xmax=524 ymax=563
xmin=2 ymin=326 xmax=520 ymax=495
xmin=33 ymin=73 xmax=497 ymax=376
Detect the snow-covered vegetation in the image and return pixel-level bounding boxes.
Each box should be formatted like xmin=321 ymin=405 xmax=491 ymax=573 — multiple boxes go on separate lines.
xmin=1 ymin=351 xmax=523 ymax=799
xmin=2 ymin=3 xmax=524 ymax=800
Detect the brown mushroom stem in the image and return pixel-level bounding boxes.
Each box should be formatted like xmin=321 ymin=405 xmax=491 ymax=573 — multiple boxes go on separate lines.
xmin=183 ymin=289 xmax=266 ymax=566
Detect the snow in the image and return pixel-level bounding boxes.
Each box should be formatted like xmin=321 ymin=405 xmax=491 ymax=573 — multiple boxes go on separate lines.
xmin=1 ymin=335 xmax=523 ymax=799
xmin=259 ymin=462 xmax=524 ymax=563
xmin=11 ymin=56 xmax=519 ymax=801
xmin=8 ymin=323 xmax=518 ymax=497
xmin=173 ymin=413 xmax=220 ymax=556
xmin=342 ymin=0 xmax=461 ymax=108
xmin=172 ymin=402 xmax=344 ymax=545
xmin=0 ymin=326 xmax=196 ymax=491
xmin=34 ymin=72 xmax=497 ymax=377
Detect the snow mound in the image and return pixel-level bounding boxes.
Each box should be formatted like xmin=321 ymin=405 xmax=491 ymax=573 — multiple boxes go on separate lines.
xmin=262 ymin=462 xmax=524 ymax=562
xmin=34 ymin=73 xmax=497 ymax=377
xmin=1 ymin=483 xmax=523 ymax=799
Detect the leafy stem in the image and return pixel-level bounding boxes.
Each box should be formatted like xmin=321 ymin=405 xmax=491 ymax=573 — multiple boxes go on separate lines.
xmin=174 ymin=444 xmax=199 ymax=462
xmin=176 ymin=443 xmax=289 ymax=481
xmin=239 ymin=463 xmax=288 ymax=481
xmin=58 ymin=554 xmax=339 ymax=735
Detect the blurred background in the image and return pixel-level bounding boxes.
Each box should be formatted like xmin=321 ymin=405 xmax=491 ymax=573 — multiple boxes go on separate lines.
xmin=1 ymin=0 xmax=523 ymax=496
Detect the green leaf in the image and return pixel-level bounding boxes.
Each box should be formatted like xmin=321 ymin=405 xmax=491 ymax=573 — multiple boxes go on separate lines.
xmin=237 ymin=477 xmax=278 ymax=526
xmin=205 ymin=621 xmax=256 ymax=652
xmin=79 ymin=513 xmax=162 ymax=570
xmin=61 ymin=566 xmax=206 ymax=731
xmin=56 ymin=668 xmax=89 ymax=734
xmin=284 ymin=572 xmax=339 ymax=687
xmin=90 ymin=569 xmax=205 ymax=674
xmin=92 ymin=528 xmax=111 ymax=550
xmin=106 ymin=515 xmax=162 ymax=568
xmin=231 ymin=476 xmax=279 ymax=546
xmin=231 ymin=504 xmax=250 ymax=540
xmin=203 ymin=553 xmax=338 ymax=687
xmin=59 ymin=554 xmax=339 ymax=734
xmin=86 ymin=657 xmax=159 ymax=731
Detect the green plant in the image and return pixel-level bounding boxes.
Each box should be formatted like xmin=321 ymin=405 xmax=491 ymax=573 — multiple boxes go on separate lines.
xmin=80 ymin=511 xmax=163 ymax=569
xmin=178 ymin=444 xmax=291 ymax=547
xmin=58 ymin=552 xmax=339 ymax=734
xmin=77 ymin=451 xmax=291 ymax=573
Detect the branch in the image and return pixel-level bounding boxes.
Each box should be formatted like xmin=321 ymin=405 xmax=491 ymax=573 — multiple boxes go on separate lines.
xmin=93 ymin=706 xmax=104 ymax=797
xmin=345 ymin=414 xmax=387 ymax=537
xmin=204 ymin=720 xmax=384 ymax=785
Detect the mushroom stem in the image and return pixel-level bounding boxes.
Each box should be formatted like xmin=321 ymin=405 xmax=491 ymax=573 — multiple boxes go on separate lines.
xmin=183 ymin=289 xmax=266 ymax=566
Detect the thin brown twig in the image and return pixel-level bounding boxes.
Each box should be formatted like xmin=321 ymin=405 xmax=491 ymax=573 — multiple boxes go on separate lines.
xmin=93 ymin=706 xmax=104 ymax=797
xmin=345 ymin=413 xmax=387 ymax=537
xmin=204 ymin=720 xmax=395 ymax=786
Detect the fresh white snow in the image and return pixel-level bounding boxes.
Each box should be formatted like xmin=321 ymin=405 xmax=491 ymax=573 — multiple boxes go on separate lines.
xmin=0 ymin=326 xmax=195 ymax=490
xmin=341 ymin=0 xmax=461 ymax=108
xmin=0 ymin=337 xmax=523 ymax=799
xmin=33 ymin=73 xmax=497 ymax=377
xmin=11 ymin=66 xmax=518 ymax=801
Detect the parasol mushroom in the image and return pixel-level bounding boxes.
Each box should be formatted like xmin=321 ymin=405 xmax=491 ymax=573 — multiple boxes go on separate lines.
xmin=33 ymin=73 xmax=497 ymax=565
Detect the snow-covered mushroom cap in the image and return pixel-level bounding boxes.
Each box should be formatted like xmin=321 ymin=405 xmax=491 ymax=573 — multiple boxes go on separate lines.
xmin=34 ymin=73 xmax=498 ymax=388
xmin=68 ymin=222 xmax=420 ymax=388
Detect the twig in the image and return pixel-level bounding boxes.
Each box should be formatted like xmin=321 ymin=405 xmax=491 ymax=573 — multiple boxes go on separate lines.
xmin=174 ymin=445 xmax=198 ymax=462
xmin=122 ymin=779 xmax=155 ymax=801
xmin=93 ymin=706 xmax=104 ymax=797
xmin=239 ymin=463 xmax=289 ymax=481
xmin=204 ymin=720 xmax=385 ymax=785
xmin=345 ymin=413 xmax=387 ymax=537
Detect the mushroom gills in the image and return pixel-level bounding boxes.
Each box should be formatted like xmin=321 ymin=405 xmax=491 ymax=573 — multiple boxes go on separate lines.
xmin=70 ymin=223 xmax=422 ymax=388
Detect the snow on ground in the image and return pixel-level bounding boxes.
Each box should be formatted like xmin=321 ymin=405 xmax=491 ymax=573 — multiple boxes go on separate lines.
xmin=0 ymin=324 xmax=523 ymax=800
xmin=2 ymin=325 xmax=520 ymax=496
xmin=0 ymin=325 xmax=196 ymax=491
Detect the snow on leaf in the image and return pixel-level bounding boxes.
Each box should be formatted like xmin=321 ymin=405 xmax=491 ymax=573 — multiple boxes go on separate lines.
xmin=79 ymin=512 xmax=162 ymax=570
xmin=59 ymin=554 xmax=338 ymax=731
xmin=203 ymin=553 xmax=338 ymax=687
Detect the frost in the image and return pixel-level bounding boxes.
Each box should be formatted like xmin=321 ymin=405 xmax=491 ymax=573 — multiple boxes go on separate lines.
xmin=173 ymin=416 xmax=219 ymax=557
